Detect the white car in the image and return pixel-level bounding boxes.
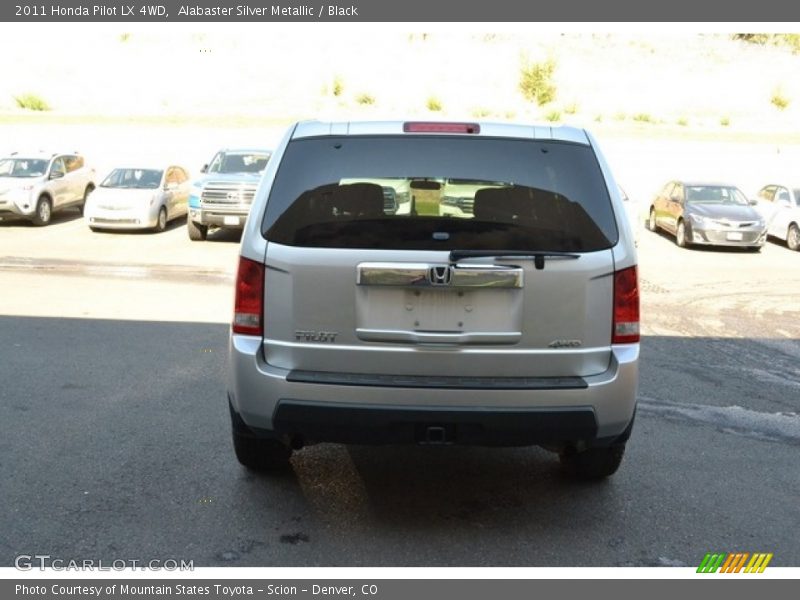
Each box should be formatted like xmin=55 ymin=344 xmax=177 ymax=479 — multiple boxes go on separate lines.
xmin=0 ymin=152 xmax=96 ymax=225
xmin=85 ymin=166 xmax=191 ymax=233
xmin=754 ymin=184 xmax=800 ymax=251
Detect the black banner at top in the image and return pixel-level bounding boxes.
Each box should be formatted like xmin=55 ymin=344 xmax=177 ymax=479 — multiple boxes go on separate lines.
xmin=2 ymin=0 xmax=800 ymax=22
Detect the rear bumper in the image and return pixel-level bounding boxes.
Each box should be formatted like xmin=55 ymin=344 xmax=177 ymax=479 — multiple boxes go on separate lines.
xmin=266 ymin=400 xmax=603 ymax=447
xmin=228 ymin=336 xmax=639 ymax=446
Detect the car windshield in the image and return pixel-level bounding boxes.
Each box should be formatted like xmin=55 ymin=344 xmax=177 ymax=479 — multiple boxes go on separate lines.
xmin=263 ymin=136 xmax=618 ymax=252
xmin=208 ymin=151 xmax=271 ymax=174
xmin=0 ymin=158 xmax=48 ymax=178
xmin=685 ymin=185 xmax=748 ymax=206
xmin=101 ymin=169 xmax=163 ymax=189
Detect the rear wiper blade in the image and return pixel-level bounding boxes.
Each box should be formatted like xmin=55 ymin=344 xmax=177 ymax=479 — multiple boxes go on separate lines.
xmin=448 ymin=249 xmax=580 ymax=270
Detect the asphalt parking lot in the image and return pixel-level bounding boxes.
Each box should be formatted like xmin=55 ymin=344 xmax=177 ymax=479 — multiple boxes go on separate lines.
xmin=1 ymin=191 xmax=799 ymax=567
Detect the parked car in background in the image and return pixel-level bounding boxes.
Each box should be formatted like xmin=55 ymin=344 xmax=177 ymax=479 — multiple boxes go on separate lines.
xmin=754 ymin=184 xmax=800 ymax=251
xmin=187 ymin=148 xmax=271 ymax=241
xmin=0 ymin=151 xmax=95 ymax=225
xmin=227 ymin=120 xmax=639 ymax=480
xmin=84 ymin=165 xmax=190 ymax=233
xmin=647 ymin=180 xmax=766 ymax=250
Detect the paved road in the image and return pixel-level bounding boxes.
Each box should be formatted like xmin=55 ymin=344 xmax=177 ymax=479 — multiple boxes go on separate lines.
xmin=1 ymin=211 xmax=799 ymax=568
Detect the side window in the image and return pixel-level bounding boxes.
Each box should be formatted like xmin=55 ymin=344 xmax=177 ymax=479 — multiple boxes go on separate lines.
xmin=64 ymin=155 xmax=84 ymax=172
xmin=759 ymin=186 xmax=776 ymax=202
xmin=776 ymin=187 xmax=792 ymax=205
xmin=672 ymin=183 xmax=684 ymax=202
xmin=50 ymin=157 xmax=66 ymax=178
xmin=175 ymin=168 xmax=188 ymax=184
xmin=662 ymin=183 xmax=675 ymax=198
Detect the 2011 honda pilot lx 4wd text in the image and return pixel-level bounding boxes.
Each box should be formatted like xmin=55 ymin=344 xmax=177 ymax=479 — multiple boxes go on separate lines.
xmin=228 ymin=121 xmax=639 ymax=480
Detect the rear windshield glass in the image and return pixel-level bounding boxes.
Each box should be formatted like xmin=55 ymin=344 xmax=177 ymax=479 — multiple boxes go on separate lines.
xmin=263 ymin=136 xmax=617 ymax=252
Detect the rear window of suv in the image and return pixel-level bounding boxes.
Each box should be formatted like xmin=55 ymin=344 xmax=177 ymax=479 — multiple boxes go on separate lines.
xmin=263 ymin=136 xmax=617 ymax=252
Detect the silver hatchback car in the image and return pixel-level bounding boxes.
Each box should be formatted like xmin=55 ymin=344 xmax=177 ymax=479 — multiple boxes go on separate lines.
xmin=229 ymin=121 xmax=639 ymax=480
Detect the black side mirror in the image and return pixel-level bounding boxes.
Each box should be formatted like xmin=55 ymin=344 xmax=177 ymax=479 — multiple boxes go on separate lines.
xmin=200 ymin=164 xmax=208 ymax=174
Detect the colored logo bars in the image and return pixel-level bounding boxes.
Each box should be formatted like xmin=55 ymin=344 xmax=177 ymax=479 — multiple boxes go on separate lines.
xmin=697 ymin=552 xmax=773 ymax=573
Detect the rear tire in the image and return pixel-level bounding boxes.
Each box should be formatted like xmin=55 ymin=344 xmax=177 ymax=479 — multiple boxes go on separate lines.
xmin=788 ymin=223 xmax=800 ymax=251
xmin=229 ymin=401 xmax=292 ymax=471
xmin=233 ymin=432 xmax=292 ymax=471
xmin=31 ymin=196 xmax=52 ymax=226
xmin=560 ymin=444 xmax=626 ymax=480
xmin=647 ymin=208 xmax=657 ymax=232
xmin=187 ymin=217 xmax=207 ymax=241
xmin=79 ymin=184 xmax=94 ymax=215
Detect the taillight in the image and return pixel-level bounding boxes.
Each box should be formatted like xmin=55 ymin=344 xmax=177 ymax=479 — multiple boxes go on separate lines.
xmin=232 ymin=256 xmax=264 ymax=336
xmin=403 ymin=122 xmax=480 ymax=134
xmin=613 ymin=266 xmax=640 ymax=344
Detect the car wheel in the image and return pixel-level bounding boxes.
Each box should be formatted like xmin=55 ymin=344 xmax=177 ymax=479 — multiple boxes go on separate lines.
xmin=232 ymin=432 xmax=292 ymax=471
xmin=187 ymin=217 xmax=208 ymax=241
xmin=229 ymin=403 xmax=292 ymax=471
xmin=647 ymin=208 xmax=657 ymax=232
xmin=560 ymin=444 xmax=626 ymax=480
xmin=79 ymin=185 xmax=94 ymax=215
xmin=153 ymin=206 xmax=167 ymax=233
xmin=788 ymin=223 xmax=800 ymax=251
xmin=31 ymin=196 xmax=52 ymax=226
xmin=675 ymin=219 xmax=688 ymax=248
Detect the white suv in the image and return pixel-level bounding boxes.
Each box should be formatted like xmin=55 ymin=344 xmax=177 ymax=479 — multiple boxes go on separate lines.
xmin=228 ymin=121 xmax=639 ymax=480
xmin=0 ymin=152 xmax=96 ymax=225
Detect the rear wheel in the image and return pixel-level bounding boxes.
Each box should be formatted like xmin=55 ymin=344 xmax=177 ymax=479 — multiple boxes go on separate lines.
xmin=187 ymin=217 xmax=207 ymax=241
xmin=31 ymin=196 xmax=52 ymax=226
xmin=79 ymin=184 xmax=94 ymax=215
xmin=788 ymin=223 xmax=800 ymax=251
xmin=647 ymin=208 xmax=657 ymax=232
xmin=560 ymin=444 xmax=626 ymax=480
xmin=230 ymin=401 xmax=292 ymax=471
xmin=675 ymin=219 xmax=688 ymax=248
xmin=233 ymin=433 xmax=292 ymax=471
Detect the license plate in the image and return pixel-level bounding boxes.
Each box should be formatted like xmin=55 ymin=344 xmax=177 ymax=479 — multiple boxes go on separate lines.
xmin=726 ymin=231 xmax=743 ymax=241
xmin=223 ymin=216 xmax=240 ymax=226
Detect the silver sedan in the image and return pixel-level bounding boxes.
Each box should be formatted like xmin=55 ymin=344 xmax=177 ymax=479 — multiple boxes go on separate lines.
xmin=85 ymin=165 xmax=190 ymax=232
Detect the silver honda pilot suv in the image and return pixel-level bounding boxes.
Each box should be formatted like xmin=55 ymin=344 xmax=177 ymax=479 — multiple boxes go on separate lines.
xmin=228 ymin=120 xmax=639 ymax=480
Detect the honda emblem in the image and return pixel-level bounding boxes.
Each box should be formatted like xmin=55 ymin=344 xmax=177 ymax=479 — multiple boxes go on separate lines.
xmin=428 ymin=265 xmax=453 ymax=286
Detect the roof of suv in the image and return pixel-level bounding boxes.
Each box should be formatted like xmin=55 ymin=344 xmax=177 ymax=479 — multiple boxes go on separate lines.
xmin=291 ymin=120 xmax=590 ymax=145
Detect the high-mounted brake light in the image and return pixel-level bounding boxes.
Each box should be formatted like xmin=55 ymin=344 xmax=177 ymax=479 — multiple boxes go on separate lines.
xmin=233 ymin=256 xmax=264 ymax=336
xmin=403 ymin=122 xmax=480 ymax=134
xmin=612 ymin=266 xmax=640 ymax=344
